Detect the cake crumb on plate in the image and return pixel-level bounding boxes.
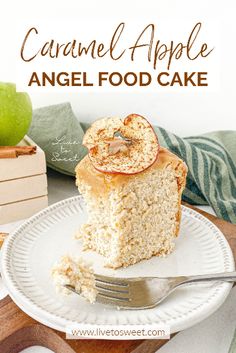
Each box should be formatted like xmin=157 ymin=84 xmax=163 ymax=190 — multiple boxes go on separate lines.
xmin=51 ymin=255 xmax=97 ymax=303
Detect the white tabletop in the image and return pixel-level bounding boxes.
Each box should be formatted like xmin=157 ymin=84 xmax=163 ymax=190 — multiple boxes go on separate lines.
xmin=0 ymin=169 xmax=235 ymax=353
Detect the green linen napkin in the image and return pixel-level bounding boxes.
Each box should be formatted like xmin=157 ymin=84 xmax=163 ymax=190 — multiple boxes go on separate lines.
xmin=29 ymin=103 xmax=236 ymax=224
xmin=29 ymin=103 xmax=87 ymax=176
xmin=229 ymin=330 xmax=236 ymax=353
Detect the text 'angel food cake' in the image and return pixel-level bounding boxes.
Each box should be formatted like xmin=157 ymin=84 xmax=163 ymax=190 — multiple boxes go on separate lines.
xmin=75 ymin=114 xmax=187 ymax=268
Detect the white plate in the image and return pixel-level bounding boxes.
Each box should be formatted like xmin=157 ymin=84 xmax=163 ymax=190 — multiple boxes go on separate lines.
xmin=1 ymin=196 xmax=234 ymax=334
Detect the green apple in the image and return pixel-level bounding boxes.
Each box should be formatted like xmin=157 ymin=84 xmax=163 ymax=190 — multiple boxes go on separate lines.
xmin=0 ymin=82 xmax=32 ymax=146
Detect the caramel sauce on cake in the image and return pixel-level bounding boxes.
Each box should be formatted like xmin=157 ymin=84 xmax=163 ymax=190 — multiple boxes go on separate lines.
xmin=76 ymin=147 xmax=187 ymax=197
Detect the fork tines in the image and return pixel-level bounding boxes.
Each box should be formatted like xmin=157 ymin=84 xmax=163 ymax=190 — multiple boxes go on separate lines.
xmin=95 ymin=274 xmax=130 ymax=303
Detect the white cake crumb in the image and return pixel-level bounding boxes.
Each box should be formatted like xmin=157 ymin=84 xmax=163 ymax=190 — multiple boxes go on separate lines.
xmin=51 ymin=255 xmax=97 ymax=303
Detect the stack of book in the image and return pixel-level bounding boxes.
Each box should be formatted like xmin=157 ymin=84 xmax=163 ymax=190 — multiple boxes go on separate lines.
xmin=0 ymin=136 xmax=48 ymax=225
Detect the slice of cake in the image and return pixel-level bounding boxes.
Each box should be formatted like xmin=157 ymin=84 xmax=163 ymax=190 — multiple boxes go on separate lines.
xmin=75 ymin=114 xmax=187 ymax=268
xmin=51 ymin=255 xmax=97 ymax=303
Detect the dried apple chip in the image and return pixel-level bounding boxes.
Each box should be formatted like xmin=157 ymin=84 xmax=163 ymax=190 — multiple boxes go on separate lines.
xmin=83 ymin=114 xmax=159 ymax=175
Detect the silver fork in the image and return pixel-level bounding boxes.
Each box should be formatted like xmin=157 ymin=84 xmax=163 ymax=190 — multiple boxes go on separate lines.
xmin=65 ymin=271 xmax=236 ymax=309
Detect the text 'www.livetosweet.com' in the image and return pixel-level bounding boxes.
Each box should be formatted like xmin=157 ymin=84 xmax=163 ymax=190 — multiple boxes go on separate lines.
xmin=66 ymin=324 xmax=170 ymax=340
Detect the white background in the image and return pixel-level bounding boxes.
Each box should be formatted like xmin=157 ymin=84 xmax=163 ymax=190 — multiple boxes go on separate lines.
xmin=0 ymin=1 xmax=236 ymax=353
xmin=0 ymin=0 xmax=236 ymax=136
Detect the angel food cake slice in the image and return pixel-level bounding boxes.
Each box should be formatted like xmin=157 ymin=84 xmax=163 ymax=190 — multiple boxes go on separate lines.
xmin=75 ymin=114 xmax=187 ymax=268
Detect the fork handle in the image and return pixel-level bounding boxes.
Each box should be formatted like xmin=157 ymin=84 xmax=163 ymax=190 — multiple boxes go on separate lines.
xmin=181 ymin=271 xmax=236 ymax=284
